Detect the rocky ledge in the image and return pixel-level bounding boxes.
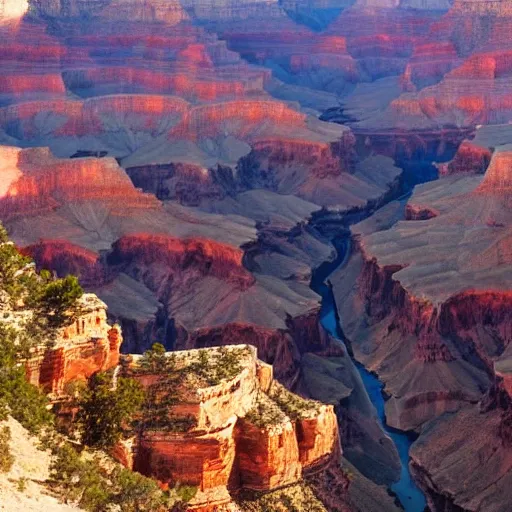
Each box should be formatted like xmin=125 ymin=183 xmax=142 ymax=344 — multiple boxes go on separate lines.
xmin=114 ymin=344 xmax=340 ymax=511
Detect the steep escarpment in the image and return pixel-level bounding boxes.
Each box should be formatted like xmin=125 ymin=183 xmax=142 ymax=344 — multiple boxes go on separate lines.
xmin=0 ymin=146 xmax=158 ymax=221
xmin=410 ymin=371 xmax=512 ymax=512
xmin=32 ymin=0 xmax=189 ymax=23
xmin=21 ymin=240 xmax=105 ymax=287
xmin=332 ymin=145 xmax=512 ymax=431
xmin=99 ymin=232 xmax=336 ymax=385
xmin=436 ymin=140 xmax=492 ymax=176
xmin=116 ymin=345 xmax=342 ymax=511
xmin=24 ymin=294 xmax=122 ymax=396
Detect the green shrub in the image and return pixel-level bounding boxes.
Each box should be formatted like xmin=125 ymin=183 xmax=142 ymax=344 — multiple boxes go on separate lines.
xmin=77 ymin=372 xmax=144 ymax=448
xmin=0 ymin=223 xmax=82 ymax=433
xmin=0 ymin=223 xmax=83 ymax=338
xmin=29 ymin=274 xmax=84 ymax=330
xmin=245 ymin=393 xmax=287 ymax=428
xmin=268 ymin=382 xmax=320 ymax=421
xmin=0 ymin=425 xmax=14 ymax=472
xmin=16 ymin=477 xmax=27 ymax=492
xmin=112 ymin=466 xmax=169 ymax=511
xmin=237 ymin=482 xmax=326 ymax=512
xmin=0 ymin=324 xmax=53 ymax=432
xmin=50 ymin=442 xmax=194 ymax=512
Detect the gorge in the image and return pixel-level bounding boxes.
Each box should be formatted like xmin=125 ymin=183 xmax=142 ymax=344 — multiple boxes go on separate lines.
xmin=1 ymin=0 xmax=512 ymax=511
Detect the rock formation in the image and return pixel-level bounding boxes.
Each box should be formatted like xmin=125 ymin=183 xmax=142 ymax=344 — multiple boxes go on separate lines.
xmin=332 ymin=145 xmax=512 ymax=430
xmin=2 ymin=1 xmax=512 ymax=510
xmin=410 ymin=367 xmax=512 ymax=511
xmin=115 ymin=345 xmax=340 ymax=511
xmin=24 ymin=293 xmax=122 ymax=396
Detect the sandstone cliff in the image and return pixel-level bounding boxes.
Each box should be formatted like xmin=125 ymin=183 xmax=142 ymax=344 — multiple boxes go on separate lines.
xmin=115 ymin=345 xmax=340 ymax=511
xmin=24 ymin=293 xmax=122 ymax=396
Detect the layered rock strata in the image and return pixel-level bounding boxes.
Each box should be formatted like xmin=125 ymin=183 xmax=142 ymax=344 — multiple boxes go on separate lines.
xmin=21 ymin=293 xmax=122 ymax=396
xmin=410 ymin=368 xmax=512 ymax=511
xmin=116 ymin=345 xmax=340 ymax=511
xmin=331 ymin=139 xmax=512 ymax=431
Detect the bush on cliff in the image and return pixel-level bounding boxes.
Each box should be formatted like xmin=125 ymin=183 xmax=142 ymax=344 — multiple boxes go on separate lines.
xmin=0 ymin=223 xmax=83 ymax=339
xmin=136 ymin=344 xmax=248 ymax=432
xmin=50 ymin=442 xmax=174 ymax=511
xmin=0 ymin=323 xmax=53 ymax=432
xmin=28 ymin=272 xmax=84 ymax=330
xmin=50 ymin=442 xmax=197 ymax=511
xmin=0 ymin=223 xmax=83 ymax=433
xmin=237 ymin=482 xmax=327 ymax=512
xmin=0 ymin=425 xmax=14 ymax=472
xmin=137 ymin=343 xmax=188 ymax=431
xmin=186 ymin=346 xmax=246 ymax=387
xmin=268 ymin=381 xmax=321 ymax=420
xmin=77 ymin=372 xmax=144 ymax=448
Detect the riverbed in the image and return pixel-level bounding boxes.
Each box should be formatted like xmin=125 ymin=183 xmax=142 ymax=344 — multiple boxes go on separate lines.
xmin=310 ymin=235 xmax=427 ymax=512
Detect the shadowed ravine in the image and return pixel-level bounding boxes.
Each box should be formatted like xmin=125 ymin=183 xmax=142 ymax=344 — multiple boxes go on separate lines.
xmin=310 ymin=236 xmax=427 ymax=512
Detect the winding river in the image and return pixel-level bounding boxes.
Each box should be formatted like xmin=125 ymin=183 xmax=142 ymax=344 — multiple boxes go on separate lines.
xmin=310 ymin=236 xmax=427 ymax=512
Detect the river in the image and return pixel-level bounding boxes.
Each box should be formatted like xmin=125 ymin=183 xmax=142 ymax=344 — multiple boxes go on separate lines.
xmin=310 ymin=235 xmax=427 ymax=512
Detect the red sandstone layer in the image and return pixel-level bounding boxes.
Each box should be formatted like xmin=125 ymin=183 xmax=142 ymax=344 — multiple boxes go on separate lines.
xmin=110 ymin=233 xmax=254 ymax=289
xmin=22 ymin=240 xmax=105 ymax=287
xmin=0 ymin=146 xmax=158 ymax=219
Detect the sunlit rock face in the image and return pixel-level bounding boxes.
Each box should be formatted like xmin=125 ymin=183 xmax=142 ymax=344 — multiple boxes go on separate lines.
xmin=0 ymin=0 xmax=28 ymax=22
xmin=114 ymin=346 xmax=341 ymax=511
xmin=24 ymin=293 xmax=122 ymax=396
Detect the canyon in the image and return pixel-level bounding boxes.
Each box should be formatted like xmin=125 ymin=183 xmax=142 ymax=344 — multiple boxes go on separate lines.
xmin=0 ymin=0 xmax=511 ymax=510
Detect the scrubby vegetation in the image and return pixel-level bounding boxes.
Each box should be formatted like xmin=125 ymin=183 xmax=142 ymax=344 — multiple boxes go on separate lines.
xmin=0 ymin=323 xmax=53 ymax=432
xmin=0 ymin=225 xmax=197 ymax=511
xmin=0 ymin=222 xmax=82 ymax=434
xmin=188 ymin=345 xmax=247 ymax=386
xmin=245 ymin=392 xmax=287 ymax=428
xmin=0 ymin=424 xmax=14 ymax=472
xmin=136 ymin=343 xmax=248 ymax=387
xmin=135 ymin=343 xmax=195 ymax=433
xmin=268 ymin=381 xmax=321 ymax=420
xmin=135 ymin=343 xmax=250 ymax=432
xmin=237 ymin=482 xmax=327 ymax=512
xmin=0 ymin=224 xmax=83 ymax=341
xmin=244 ymin=381 xmax=322 ymax=429
xmin=77 ymin=372 xmax=145 ymax=448
xmin=49 ymin=442 xmax=196 ymax=512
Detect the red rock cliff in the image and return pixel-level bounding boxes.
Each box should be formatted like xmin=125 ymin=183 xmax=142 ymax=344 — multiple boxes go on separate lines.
xmin=25 ymin=293 xmax=122 ymax=396
xmin=115 ymin=345 xmax=340 ymax=510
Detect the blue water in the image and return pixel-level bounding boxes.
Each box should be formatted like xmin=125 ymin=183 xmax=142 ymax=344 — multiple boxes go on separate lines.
xmin=312 ymin=236 xmax=427 ymax=512
xmin=355 ymin=362 xmax=426 ymax=512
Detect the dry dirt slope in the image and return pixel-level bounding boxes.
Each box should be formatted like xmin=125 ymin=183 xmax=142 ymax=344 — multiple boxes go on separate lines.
xmin=0 ymin=416 xmax=81 ymax=512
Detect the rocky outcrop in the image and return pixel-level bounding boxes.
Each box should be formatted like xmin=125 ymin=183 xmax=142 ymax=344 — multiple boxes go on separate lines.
xmin=331 ymin=147 xmax=512 ymax=433
xmin=0 ymin=146 xmax=158 ymax=220
xmin=22 ymin=240 xmax=106 ymax=287
xmin=410 ymin=371 xmax=512 ymax=511
xmin=436 ymin=140 xmax=492 ymax=176
xmin=24 ymin=293 xmax=122 ymax=396
xmin=401 ymin=42 xmax=459 ymax=91
xmin=108 ymin=234 xmax=254 ymax=290
xmin=32 ymin=0 xmax=189 ymax=23
xmin=184 ymin=323 xmax=301 ymax=385
xmin=116 ymin=345 xmax=340 ymax=511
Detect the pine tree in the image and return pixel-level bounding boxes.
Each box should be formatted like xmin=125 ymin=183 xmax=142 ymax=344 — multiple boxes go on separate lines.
xmin=77 ymin=373 xmax=144 ymax=448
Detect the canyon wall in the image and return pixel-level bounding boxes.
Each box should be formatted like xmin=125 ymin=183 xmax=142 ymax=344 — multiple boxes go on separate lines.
xmin=22 ymin=293 xmax=122 ymax=396
xmin=116 ymin=345 xmax=340 ymax=511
